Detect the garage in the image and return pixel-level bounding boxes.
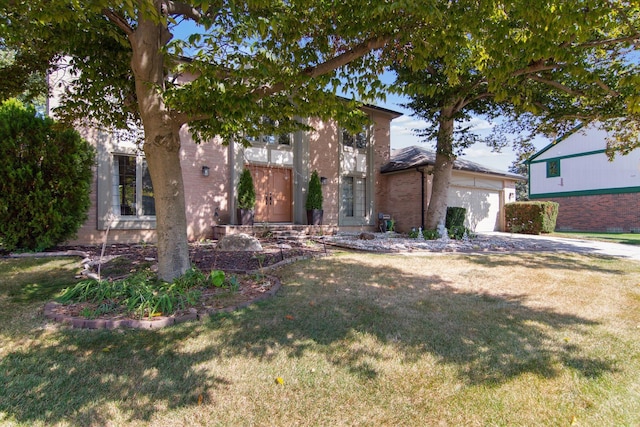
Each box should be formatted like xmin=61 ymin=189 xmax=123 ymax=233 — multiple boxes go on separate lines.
xmin=380 ymin=146 xmax=524 ymax=233
xmin=448 ymin=185 xmax=501 ymax=232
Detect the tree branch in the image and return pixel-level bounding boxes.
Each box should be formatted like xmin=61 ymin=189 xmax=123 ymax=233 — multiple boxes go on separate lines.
xmin=458 ymin=92 xmax=494 ymax=110
xmin=577 ymin=33 xmax=640 ymax=48
xmin=595 ymin=79 xmax=620 ymax=97
xmin=304 ymin=36 xmax=390 ymax=78
xmin=163 ymin=1 xmax=203 ymax=21
xmin=252 ymin=36 xmax=390 ymax=98
xmin=102 ymin=8 xmax=134 ymax=36
xmin=527 ymin=74 xmax=584 ymax=97
xmin=511 ymin=60 xmax=562 ymax=77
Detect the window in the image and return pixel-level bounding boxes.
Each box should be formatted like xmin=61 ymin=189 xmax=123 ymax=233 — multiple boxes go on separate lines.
xmin=342 ymin=127 xmax=368 ymax=149
xmin=112 ymin=154 xmax=155 ymax=217
xmin=342 ymin=176 xmax=367 ymax=217
xmin=546 ymin=159 xmax=561 ymax=178
xmin=245 ymin=117 xmax=291 ymax=146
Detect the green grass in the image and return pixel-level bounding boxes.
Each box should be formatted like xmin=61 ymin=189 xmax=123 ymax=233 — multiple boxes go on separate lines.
xmin=552 ymin=231 xmax=640 ymax=245
xmin=1 ymin=252 xmax=640 ymax=426
xmin=0 ymin=257 xmax=82 ymax=303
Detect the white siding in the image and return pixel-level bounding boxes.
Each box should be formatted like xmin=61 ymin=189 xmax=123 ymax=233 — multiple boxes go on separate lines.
xmin=533 ymin=126 xmax=609 ymax=161
xmin=530 ymin=125 xmax=640 ymax=196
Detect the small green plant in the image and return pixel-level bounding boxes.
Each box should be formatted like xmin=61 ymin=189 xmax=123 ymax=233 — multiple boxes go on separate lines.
xmin=254 ymin=253 xmax=266 ymax=279
xmin=387 ymin=219 xmax=395 ymax=232
xmin=448 ymin=225 xmax=473 ymax=240
xmin=422 ymin=229 xmax=440 ymax=240
xmin=226 ymin=275 xmax=240 ymax=292
xmin=80 ymin=307 xmax=95 ymax=319
xmin=408 ymin=228 xmax=420 ymax=239
xmin=58 ymin=267 xmax=228 ymax=319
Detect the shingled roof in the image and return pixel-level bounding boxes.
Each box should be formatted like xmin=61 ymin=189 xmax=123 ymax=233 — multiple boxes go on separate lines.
xmin=381 ymin=146 xmax=525 ymax=180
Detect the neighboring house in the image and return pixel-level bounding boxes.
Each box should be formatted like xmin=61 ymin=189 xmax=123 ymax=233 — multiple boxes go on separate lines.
xmin=528 ymin=123 xmax=640 ymax=232
xmin=63 ymin=103 xmax=402 ymax=244
xmin=379 ymin=146 xmax=523 ymax=233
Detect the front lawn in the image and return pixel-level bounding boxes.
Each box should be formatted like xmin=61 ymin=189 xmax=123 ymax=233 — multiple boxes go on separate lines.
xmin=1 ymin=251 xmax=639 ymax=426
xmin=552 ymin=231 xmax=640 ymax=246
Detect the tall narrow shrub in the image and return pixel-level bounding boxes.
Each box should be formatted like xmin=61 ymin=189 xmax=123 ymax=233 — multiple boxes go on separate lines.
xmin=237 ymin=168 xmax=256 ymax=210
xmin=0 ymin=99 xmax=95 ymax=251
xmin=445 ymin=207 xmax=466 ymax=229
xmin=305 ymin=170 xmax=323 ymax=210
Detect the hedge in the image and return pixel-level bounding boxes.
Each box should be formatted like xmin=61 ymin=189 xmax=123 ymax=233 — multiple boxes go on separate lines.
xmin=505 ymin=201 xmax=559 ymax=235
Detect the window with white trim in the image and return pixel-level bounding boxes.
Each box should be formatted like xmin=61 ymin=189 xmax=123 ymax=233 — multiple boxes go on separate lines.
xmin=112 ymin=154 xmax=155 ymax=217
xmin=341 ymin=126 xmax=368 ymax=150
xmin=342 ymin=176 xmax=367 ymax=218
xmin=245 ymin=117 xmax=292 ymax=146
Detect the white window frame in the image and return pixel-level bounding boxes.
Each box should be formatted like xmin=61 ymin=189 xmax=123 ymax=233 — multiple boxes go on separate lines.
xmin=339 ymin=121 xmax=375 ymax=226
xmin=111 ymin=153 xmax=156 ymax=219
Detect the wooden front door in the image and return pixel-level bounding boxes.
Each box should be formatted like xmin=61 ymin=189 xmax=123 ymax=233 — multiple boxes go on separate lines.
xmin=249 ymin=166 xmax=292 ymax=223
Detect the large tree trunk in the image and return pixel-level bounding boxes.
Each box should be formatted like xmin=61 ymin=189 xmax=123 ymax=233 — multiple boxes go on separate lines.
xmin=143 ymin=125 xmax=190 ymax=282
xmin=130 ymin=10 xmax=190 ymax=282
xmin=425 ymin=109 xmax=455 ymax=230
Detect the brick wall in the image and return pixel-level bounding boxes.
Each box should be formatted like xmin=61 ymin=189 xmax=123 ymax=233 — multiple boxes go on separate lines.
xmin=372 ymin=110 xmax=392 ymax=229
xmin=180 ymin=129 xmax=229 ymax=241
xmin=308 ymin=118 xmax=340 ymax=225
xmin=379 ymin=171 xmax=428 ymax=233
xmin=543 ymin=192 xmax=640 ymax=232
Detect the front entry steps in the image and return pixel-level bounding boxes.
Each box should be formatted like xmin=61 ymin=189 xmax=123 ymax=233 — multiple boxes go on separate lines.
xmin=212 ymin=223 xmax=337 ymax=240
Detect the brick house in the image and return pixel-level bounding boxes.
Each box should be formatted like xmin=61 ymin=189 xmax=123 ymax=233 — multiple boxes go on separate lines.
xmin=68 ymin=104 xmax=402 ymax=244
xmin=379 ymin=146 xmax=523 ymax=233
xmin=528 ymin=123 xmax=640 ymax=232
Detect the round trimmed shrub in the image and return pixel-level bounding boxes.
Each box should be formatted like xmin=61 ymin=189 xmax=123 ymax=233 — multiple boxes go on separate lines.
xmin=0 ymin=99 xmax=95 ymax=252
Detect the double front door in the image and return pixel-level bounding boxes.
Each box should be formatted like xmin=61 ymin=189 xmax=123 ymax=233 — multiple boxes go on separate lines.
xmin=248 ymin=165 xmax=292 ymax=223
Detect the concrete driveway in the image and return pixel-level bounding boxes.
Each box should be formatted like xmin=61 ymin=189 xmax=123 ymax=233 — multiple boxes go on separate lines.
xmin=481 ymin=232 xmax=640 ymax=261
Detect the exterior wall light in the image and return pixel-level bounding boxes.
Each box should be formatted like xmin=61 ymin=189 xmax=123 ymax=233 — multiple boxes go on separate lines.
xmin=320 ymin=176 xmax=328 ymax=185
xmin=202 ymin=166 xmax=210 ymax=177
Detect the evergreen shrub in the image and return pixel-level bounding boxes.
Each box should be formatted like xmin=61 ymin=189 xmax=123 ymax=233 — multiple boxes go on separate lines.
xmin=0 ymin=99 xmax=94 ymax=252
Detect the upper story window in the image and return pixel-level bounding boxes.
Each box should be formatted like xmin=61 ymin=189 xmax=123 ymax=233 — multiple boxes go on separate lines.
xmin=341 ymin=124 xmax=369 ymax=150
xmin=112 ymin=154 xmax=155 ymax=217
xmin=546 ymin=159 xmax=561 ymax=178
xmin=245 ymin=117 xmax=292 ymax=146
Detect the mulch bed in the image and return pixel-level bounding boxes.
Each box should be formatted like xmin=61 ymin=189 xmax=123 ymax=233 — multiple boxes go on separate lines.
xmin=37 ymin=238 xmax=331 ymax=330
xmin=57 ymin=238 xmax=330 ymax=275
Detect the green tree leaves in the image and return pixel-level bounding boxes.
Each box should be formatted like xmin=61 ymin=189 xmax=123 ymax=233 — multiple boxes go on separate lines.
xmin=0 ymin=99 xmax=95 ymax=252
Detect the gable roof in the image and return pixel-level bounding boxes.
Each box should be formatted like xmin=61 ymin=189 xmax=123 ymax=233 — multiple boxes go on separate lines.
xmin=526 ymin=123 xmax=585 ymax=164
xmin=381 ymin=145 xmax=525 ymax=180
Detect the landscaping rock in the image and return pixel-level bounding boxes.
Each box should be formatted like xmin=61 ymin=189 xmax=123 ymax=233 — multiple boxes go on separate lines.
xmin=216 ymin=233 xmax=263 ymax=252
xmin=358 ymin=232 xmax=376 ymax=240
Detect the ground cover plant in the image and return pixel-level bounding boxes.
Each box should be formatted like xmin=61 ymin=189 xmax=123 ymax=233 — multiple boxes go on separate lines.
xmin=56 ymin=268 xmax=233 ymax=320
xmin=1 ymin=251 xmax=639 ymax=426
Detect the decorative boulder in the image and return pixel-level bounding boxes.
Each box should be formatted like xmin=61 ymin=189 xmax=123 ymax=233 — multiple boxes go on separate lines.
xmin=216 ymin=233 xmax=263 ymax=252
xmin=358 ymin=232 xmax=376 ymax=240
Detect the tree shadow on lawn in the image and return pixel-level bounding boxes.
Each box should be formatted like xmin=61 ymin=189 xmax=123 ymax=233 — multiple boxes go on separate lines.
xmin=467 ymin=251 xmax=628 ymax=274
xmin=0 ymin=253 xmax=619 ymax=425
xmin=207 ymin=254 xmax=618 ymax=384
xmin=0 ymin=325 xmax=231 ymax=426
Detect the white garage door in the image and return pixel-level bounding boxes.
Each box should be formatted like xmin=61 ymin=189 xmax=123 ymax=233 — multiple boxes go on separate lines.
xmin=447 ymin=187 xmax=501 ymax=232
